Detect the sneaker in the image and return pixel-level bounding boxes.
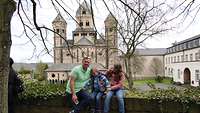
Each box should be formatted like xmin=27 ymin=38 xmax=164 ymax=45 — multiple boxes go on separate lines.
xmin=69 ymin=110 xmax=75 ymax=113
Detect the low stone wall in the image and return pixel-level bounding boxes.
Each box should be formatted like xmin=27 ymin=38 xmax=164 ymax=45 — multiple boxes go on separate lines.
xmin=15 ymin=96 xmax=200 ymax=113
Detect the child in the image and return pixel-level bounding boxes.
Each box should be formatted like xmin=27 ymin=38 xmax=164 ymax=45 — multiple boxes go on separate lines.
xmin=84 ymin=67 xmax=110 ymax=113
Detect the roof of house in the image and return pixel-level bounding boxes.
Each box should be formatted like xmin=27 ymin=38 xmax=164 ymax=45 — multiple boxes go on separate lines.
xmin=45 ymin=63 xmax=106 ymax=72
xmin=52 ymin=13 xmax=66 ymax=24
xmin=136 ymin=48 xmax=167 ymax=56
xmin=13 ymin=63 xmax=53 ymax=71
xmin=170 ymin=34 xmax=200 ymax=47
xmin=76 ymin=1 xmax=91 ymax=16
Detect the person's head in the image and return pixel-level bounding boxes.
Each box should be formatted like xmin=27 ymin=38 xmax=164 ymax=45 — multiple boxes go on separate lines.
xmin=113 ymin=64 xmax=122 ymax=81
xmin=91 ymin=67 xmax=98 ymax=76
xmin=82 ymin=56 xmax=91 ymax=70
xmin=113 ymin=64 xmax=122 ymax=74
xmin=10 ymin=58 xmax=14 ymax=66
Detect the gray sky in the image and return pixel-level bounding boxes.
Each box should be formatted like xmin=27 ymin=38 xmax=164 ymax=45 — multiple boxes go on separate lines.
xmin=10 ymin=0 xmax=200 ymax=63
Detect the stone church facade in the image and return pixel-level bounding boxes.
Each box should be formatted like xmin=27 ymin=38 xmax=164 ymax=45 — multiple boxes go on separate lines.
xmin=46 ymin=1 xmax=118 ymax=83
xmin=52 ymin=1 xmax=118 ymax=67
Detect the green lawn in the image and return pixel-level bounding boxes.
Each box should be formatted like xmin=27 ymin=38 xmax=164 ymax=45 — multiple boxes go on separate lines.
xmin=123 ymin=77 xmax=172 ymax=86
xmin=133 ymin=78 xmax=172 ymax=85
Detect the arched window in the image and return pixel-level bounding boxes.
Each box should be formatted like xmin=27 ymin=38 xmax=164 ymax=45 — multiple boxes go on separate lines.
xmin=82 ymin=52 xmax=85 ymax=57
xmin=86 ymin=21 xmax=89 ymax=26
xmin=52 ymin=74 xmax=55 ymax=78
xmin=80 ymin=22 xmax=83 ymax=27
xmin=91 ymin=52 xmax=94 ymax=58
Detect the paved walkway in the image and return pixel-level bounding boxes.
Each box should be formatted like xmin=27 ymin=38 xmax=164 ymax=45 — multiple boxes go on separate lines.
xmin=133 ymin=83 xmax=185 ymax=92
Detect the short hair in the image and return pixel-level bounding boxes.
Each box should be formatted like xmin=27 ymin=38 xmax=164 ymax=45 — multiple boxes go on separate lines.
xmin=82 ymin=56 xmax=91 ymax=61
xmin=10 ymin=58 xmax=14 ymax=66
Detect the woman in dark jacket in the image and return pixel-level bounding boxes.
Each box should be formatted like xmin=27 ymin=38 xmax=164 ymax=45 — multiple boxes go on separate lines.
xmin=8 ymin=58 xmax=18 ymax=113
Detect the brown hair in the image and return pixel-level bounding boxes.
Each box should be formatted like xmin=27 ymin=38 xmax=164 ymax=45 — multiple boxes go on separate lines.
xmin=113 ymin=64 xmax=123 ymax=82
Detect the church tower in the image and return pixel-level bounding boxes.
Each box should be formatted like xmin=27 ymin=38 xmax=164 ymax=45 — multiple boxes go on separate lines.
xmin=104 ymin=14 xmax=118 ymax=67
xmin=52 ymin=13 xmax=67 ymax=63
xmin=73 ymin=1 xmax=96 ymax=44
xmin=104 ymin=14 xmax=118 ymax=48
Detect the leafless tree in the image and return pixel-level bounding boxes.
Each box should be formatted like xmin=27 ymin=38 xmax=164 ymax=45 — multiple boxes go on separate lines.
xmin=150 ymin=57 xmax=163 ymax=77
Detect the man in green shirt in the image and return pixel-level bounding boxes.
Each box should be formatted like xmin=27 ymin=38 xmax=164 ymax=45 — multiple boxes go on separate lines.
xmin=66 ymin=57 xmax=92 ymax=113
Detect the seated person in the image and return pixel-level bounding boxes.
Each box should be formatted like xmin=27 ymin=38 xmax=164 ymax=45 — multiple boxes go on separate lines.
xmin=84 ymin=67 xmax=110 ymax=113
xmin=103 ymin=64 xmax=125 ymax=113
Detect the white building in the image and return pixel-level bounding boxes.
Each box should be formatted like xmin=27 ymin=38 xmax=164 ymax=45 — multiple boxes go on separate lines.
xmin=165 ymin=34 xmax=200 ymax=86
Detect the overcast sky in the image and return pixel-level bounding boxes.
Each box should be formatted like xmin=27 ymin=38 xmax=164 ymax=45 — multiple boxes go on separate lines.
xmin=10 ymin=0 xmax=200 ymax=63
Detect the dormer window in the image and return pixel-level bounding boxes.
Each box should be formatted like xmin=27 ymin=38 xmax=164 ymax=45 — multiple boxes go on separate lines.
xmin=86 ymin=21 xmax=89 ymax=26
xmin=82 ymin=10 xmax=86 ymax=14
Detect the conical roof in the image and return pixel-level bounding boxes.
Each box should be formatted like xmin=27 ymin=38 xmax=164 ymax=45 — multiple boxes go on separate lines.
xmin=76 ymin=1 xmax=91 ymax=16
xmin=52 ymin=13 xmax=66 ymax=24
xmin=105 ymin=13 xmax=116 ymax=22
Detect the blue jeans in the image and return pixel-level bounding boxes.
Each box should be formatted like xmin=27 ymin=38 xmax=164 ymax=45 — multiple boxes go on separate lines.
xmin=68 ymin=90 xmax=92 ymax=113
xmin=91 ymin=91 xmax=104 ymax=111
xmin=103 ymin=89 xmax=125 ymax=113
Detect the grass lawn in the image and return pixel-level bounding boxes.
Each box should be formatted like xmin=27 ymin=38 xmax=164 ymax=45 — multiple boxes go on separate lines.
xmin=132 ymin=78 xmax=172 ymax=85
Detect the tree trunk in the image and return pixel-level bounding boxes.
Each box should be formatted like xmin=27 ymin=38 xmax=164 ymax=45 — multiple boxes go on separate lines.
xmin=124 ymin=56 xmax=134 ymax=90
xmin=0 ymin=1 xmax=16 ymax=113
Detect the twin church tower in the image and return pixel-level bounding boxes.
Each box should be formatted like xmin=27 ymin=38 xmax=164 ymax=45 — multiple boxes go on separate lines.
xmin=52 ymin=1 xmax=118 ymax=67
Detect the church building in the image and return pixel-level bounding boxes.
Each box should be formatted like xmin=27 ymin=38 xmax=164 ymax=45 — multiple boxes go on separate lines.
xmin=46 ymin=1 xmax=118 ymax=83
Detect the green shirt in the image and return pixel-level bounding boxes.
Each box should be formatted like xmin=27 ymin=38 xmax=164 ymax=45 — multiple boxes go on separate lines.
xmin=66 ymin=65 xmax=91 ymax=93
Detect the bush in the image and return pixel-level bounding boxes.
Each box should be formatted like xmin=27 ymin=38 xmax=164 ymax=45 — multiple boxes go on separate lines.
xmin=18 ymin=80 xmax=66 ymax=101
xmin=155 ymin=76 xmax=164 ymax=83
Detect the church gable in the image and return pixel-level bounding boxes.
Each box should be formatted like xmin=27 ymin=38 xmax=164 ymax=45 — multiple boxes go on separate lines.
xmin=75 ymin=36 xmax=94 ymax=45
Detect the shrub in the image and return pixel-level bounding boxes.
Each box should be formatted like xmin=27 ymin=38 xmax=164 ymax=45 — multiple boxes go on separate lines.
xmin=155 ymin=76 xmax=164 ymax=83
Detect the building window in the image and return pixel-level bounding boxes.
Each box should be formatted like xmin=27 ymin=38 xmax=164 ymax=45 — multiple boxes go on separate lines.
xmin=73 ymin=33 xmax=79 ymax=36
xmin=178 ymin=69 xmax=180 ymax=79
xmin=198 ymin=50 xmax=200 ymax=59
xmin=89 ymin=33 xmax=95 ymax=36
xmin=86 ymin=21 xmax=89 ymax=26
xmin=185 ymin=42 xmax=188 ymax=49
xmin=185 ymin=54 xmax=188 ymax=61
xmin=195 ymin=70 xmax=200 ymax=81
xmin=80 ymin=22 xmax=83 ymax=27
xmin=190 ymin=54 xmax=193 ymax=61
xmin=52 ymin=74 xmax=55 ymax=78
xmin=195 ymin=53 xmax=199 ymax=61
xmin=195 ymin=39 xmax=199 ymax=46
xmin=82 ymin=52 xmax=85 ymax=57
xmin=81 ymin=33 xmax=87 ymax=36
xmin=181 ymin=44 xmax=184 ymax=50
xmin=171 ymin=57 xmax=173 ymax=63
xmin=91 ymin=52 xmax=94 ymax=58
xmin=109 ymin=28 xmax=113 ymax=32
xmin=177 ymin=56 xmax=180 ymax=62
xmin=174 ymin=56 xmax=176 ymax=63
xmin=62 ymin=29 xmax=64 ymax=33
xmin=56 ymin=29 xmax=59 ymax=33
xmin=189 ymin=41 xmax=193 ymax=48
xmin=171 ymin=68 xmax=173 ymax=76
xmin=181 ymin=55 xmax=184 ymax=62
xmin=82 ymin=10 xmax=86 ymax=14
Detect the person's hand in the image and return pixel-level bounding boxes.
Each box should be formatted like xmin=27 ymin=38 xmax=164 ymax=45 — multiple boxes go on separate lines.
xmin=72 ymin=94 xmax=79 ymax=104
xmin=107 ymin=87 xmax=111 ymax=91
